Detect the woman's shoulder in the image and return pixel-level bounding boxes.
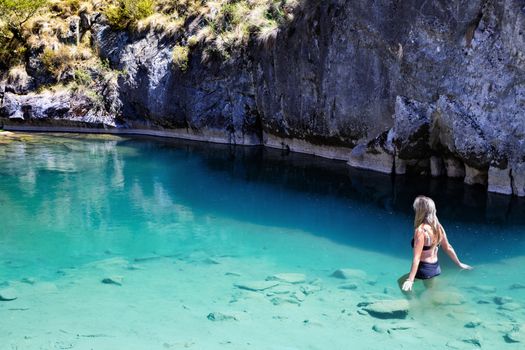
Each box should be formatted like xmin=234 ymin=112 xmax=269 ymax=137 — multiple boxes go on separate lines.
xmin=414 ymin=224 xmax=426 ymax=237
xmin=415 ymin=223 xmax=432 ymax=232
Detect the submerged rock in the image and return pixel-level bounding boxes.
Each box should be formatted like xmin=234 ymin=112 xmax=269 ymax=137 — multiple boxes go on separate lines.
xmin=499 ymin=302 xmax=521 ymax=311
xmin=464 ymin=321 xmax=482 ymax=328
xmin=126 ymin=264 xmax=143 ymax=270
xmin=462 ymin=337 xmax=482 ymax=348
xmin=234 ymin=281 xmax=279 ymax=292
xmin=363 ymin=300 xmax=409 ymax=319
xmin=446 ymin=340 xmax=469 ymax=349
xmin=300 ymin=285 xmax=321 ymax=295
xmin=331 ymin=268 xmax=367 ymax=280
xmin=203 ymin=257 xmax=221 ymax=265
xmin=0 ymin=288 xmax=17 ymax=301
xmin=270 ymin=296 xmax=301 ymax=306
xmin=207 ymin=312 xmax=238 ymax=321
xmin=504 ymin=331 xmax=523 ymax=343
xmin=493 ymin=296 xmax=513 ymax=305
xmin=509 ymin=283 xmax=525 ymax=290
xmin=20 ymin=277 xmax=36 ymax=285
xmin=225 ymin=272 xmax=241 ymax=277
xmin=303 ymin=319 xmax=323 ymax=327
xmin=338 ymin=283 xmax=358 ymax=290
xmin=266 ymin=284 xmax=293 ymax=295
xmin=101 ymin=276 xmax=123 ymax=286
xmin=468 ymin=285 xmax=496 ymax=294
xmin=372 ymin=324 xmax=386 ymax=334
xmin=266 ymin=273 xmax=306 ymax=284
xmin=134 ymin=255 xmax=162 ymax=263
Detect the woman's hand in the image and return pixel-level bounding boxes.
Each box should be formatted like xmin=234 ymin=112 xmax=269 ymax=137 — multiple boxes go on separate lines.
xmin=458 ymin=262 xmax=473 ymax=270
xmin=401 ymin=279 xmax=414 ymax=292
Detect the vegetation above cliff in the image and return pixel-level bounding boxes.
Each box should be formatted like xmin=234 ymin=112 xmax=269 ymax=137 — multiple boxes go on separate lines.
xmin=110 ymin=0 xmax=298 ymax=64
xmin=0 ymin=0 xmax=299 ymax=77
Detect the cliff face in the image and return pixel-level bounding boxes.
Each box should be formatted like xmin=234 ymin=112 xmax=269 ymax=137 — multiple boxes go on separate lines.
xmin=2 ymin=0 xmax=525 ymax=196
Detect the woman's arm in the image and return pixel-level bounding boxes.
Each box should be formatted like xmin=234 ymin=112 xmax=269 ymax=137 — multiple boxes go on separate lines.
xmin=402 ymin=228 xmax=425 ymax=291
xmin=440 ymin=226 xmax=473 ymax=270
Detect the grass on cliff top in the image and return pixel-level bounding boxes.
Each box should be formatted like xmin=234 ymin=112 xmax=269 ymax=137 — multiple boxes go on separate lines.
xmin=0 ymin=0 xmax=301 ymax=86
xmin=105 ymin=0 xmax=300 ymax=64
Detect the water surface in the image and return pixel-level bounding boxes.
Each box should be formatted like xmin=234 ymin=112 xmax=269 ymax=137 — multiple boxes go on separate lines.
xmin=0 ymin=133 xmax=524 ymax=349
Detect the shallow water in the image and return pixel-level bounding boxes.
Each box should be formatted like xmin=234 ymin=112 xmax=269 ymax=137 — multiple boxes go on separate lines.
xmin=0 ymin=133 xmax=524 ymax=349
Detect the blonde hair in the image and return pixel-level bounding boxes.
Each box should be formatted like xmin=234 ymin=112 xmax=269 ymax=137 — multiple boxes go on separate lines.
xmin=413 ymin=195 xmax=443 ymax=247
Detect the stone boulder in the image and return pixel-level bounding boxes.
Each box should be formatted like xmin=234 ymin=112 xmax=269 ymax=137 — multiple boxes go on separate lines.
xmin=363 ymin=299 xmax=410 ymax=319
xmin=331 ymin=268 xmax=367 ymax=280
xmin=266 ymin=273 xmax=306 ymax=284
xmin=392 ymin=96 xmax=433 ymax=160
xmin=234 ymin=281 xmax=279 ymax=291
xmin=348 ymin=133 xmax=393 ymax=174
xmin=0 ymin=288 xmax=17 ymax=301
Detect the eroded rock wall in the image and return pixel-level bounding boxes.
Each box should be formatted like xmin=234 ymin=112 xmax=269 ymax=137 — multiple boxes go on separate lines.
xmin=1 ymin=0 xmax=524 ymax=196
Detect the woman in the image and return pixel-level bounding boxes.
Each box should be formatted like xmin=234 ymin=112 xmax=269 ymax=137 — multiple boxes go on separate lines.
xmin=399 ymin=195 xmax=472 ymax=292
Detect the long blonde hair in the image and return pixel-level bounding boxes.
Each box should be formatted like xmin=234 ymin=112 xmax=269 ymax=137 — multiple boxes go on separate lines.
xmin=413 ymin=195 xmax=443 ymax=247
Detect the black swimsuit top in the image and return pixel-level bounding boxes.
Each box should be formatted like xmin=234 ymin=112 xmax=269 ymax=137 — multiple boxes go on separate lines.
xmin=411 ymin=226 xmax=437 ymax=251
xmin=411 ymin=238 xmax=433 ymax=251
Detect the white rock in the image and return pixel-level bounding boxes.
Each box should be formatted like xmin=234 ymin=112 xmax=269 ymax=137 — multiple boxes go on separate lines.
xmin=266 ymin=273 xmax=306 ymax=284
xmin=512 ymin=162 xmax=525 ymax=197
xmin=234 ymin=281 xmax=279 ymax=291
xmin=270 ymin=296 xmax=301 ymax=306
xmin=444 ymin=158 xmax=465 ymax=178
xmin=464 ymin=165 xmax=487 ymax=186
xmin=266 ymin=284 xmax=293 ymax=295
xmin=395 ymin=156 xmax=407 ymax=175
xmin=430 ymin=156 xmax=445 ymax=177
xmin=348 ymin=144 xmax=393 ymax=174
xmin=488 ymin=166 xmax=512 ymax=195
xmin=0 ymin=288 xmax=17 ymax=301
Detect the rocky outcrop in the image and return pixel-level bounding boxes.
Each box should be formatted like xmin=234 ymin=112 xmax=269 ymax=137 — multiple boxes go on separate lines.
xmin=1 ymin=0 xmax=525 ymax=196
xmin=0 ymin=89 xmax=114 ymax=126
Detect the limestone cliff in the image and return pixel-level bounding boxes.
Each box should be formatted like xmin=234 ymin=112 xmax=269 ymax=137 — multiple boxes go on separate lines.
xmin=1 ymin=0 xmax=525 ymax=196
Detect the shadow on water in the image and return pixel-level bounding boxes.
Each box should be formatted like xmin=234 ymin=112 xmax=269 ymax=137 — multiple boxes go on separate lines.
xmin=117 ymin=136 xmax=525 ymax=263
xmin=128 ymin=136 xmax=525 ymax=224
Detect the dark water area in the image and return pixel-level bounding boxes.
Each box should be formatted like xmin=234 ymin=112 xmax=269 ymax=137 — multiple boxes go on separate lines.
xmin=121 ymin=136 xmax=525 ymax=264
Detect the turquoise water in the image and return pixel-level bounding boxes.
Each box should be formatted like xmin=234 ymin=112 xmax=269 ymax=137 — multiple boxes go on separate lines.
xmin=0 ymin=133 xmax=524 ymax=349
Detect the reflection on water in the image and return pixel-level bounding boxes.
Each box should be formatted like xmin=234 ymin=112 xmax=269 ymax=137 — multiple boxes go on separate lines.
xmin=1 ymin=133 xmax=525 ymax=263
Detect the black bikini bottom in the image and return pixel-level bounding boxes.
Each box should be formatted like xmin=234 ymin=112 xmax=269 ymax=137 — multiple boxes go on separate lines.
xmin=415 ymin=260 xmax=441 ymax=280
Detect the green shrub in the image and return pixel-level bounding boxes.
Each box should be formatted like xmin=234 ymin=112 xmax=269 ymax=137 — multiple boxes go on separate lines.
xmin=50 ymin=0 xmax=81 ymax=15
xmin=104 ymin=0 xmax=155 ymax=30
xmin=0 ymin=0 xmax=48 ymax=68
xmin=73 ymin=68 xmax=92 ymax=86
xmin=41 ymin=46 xmax=72 ymax=79
xmin=172 ymin=45 xmax=189 ymax=71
